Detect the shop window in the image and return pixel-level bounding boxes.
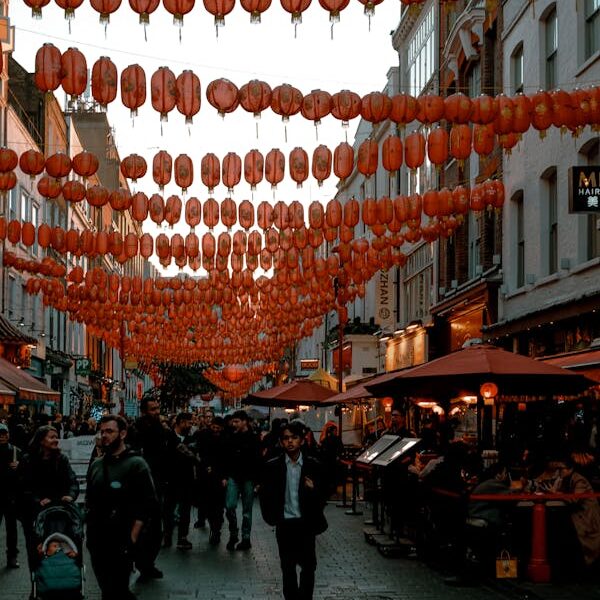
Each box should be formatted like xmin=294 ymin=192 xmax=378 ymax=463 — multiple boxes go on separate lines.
xmin=585 ymin=0 xmax=600 ymax=60
xmin=512 ymin=43 xmax=524 ymax=94
xmin=513 ymin=191 xmax=525 ymax=288
xmin=544 ymin=6 xmax=558 ymax=90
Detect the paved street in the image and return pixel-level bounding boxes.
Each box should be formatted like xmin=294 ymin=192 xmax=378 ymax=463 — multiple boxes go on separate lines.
xmin=1 ymin=501 xmax=599 ymax=600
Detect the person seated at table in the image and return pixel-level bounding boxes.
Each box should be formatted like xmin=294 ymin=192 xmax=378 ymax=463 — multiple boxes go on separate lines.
xmin=555 ymin=457 xmax=600 ymax=568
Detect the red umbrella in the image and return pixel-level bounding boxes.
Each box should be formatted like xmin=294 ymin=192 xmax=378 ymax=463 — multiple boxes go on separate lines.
xmin=365 ymin=343 xmax=595 ymax=399
xmin=245 ymin=379 xmax=337 ymax=408
xmin=325 ymin=384 xmax=372 ymax=405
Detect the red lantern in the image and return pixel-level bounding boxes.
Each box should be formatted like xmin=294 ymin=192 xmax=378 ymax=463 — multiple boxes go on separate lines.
xmin=163 ymin=0 xmax=196 ymax=27
xmin=312 ymin=145 xmax=332 ymax=187
xmin=244 ymin=150 xmax=264 ymax=190
xmin=531 ymin=90 xmax=554 ymax=137
xmin=203 ymin=198 xmax=219 ymax=229
xmin=91 ymin=57 xmax=117 ymax=108
xmin=318 ymin=0 xmax=349 ymax=23
xmin=206 ymin=78 xmax=239 ymax=117
xmin=280 ymin=0 xmax=311 ymax=25
xmin=449 ymin=124 xmax=472 ymax=164
xmin=240 ymin=0 xmax=271 ymax=22
xmin=265 ymin=149 xmax=285 ymax=189
xmin=404 ymin=131 xmax=426 ymax=171
xmin=174 ymin=154 xmax=194 ymax=192
xmin=239 ymin=79 xmax=272 ymax=118
xmin=271 ymin=84 xmax=303 ymax=122
xmin=513 ymin=93 xmax=532 ymax=135
xmin=85 ymin=185 xmax=109 ymax=207
xmin=357 ymin=138 xmax=378 ymax=178
xmin=494 ymin=94 xmax=515 ymax=135
xmin=221 ymin=197 xmax=237 ymax=229
xmin=201 ymin=153 xmax=220 ymax=194
xmin=444 ymin=92 xmax=472 ymax=124
xmin=120 ymin=154 xmax=147 ymax=182
xmin=165 ymin=195 xmax=183 ymax=226
xmin=382 ymin=135 xmax=403 ymax=174
xmin=357 ymin=0 xmax=382 ymax=18
xmin=0 ymin=148 xmax=17 ymax=173
xmin=301 ymin=89 xmax=331 ymax=126
xmin=110 ymin=188 xmax=132 ymax=211
xmin=222 ymin=152 xmax=241 ymax=192
xmin=121 ymin=64 xmax=146 ymax=118
xmin=471 ymin=94 xmax=497 ymax=125
xmin=46 ymin=153 xmax=72 ymax=179
xmin=72 ymin=151 xmax=99 ymax=179
xmin=330 ymin=89 xmax=361 ymax=128
xmin=361 ymin=91 xmax=391 ymax=124
xmin=416 ymin=94 xmax=445 ymax=125
xmin=333 ymin=142 xmax=354 ymax=183
xmin=19 ymin=150 xmax=46 ymax=180
xmin=61 ymin=47 xmax=87 ymax=103
xmin=25 ymin=0 xmax=50 ymax=18
xmin=149 ymin=194 xmax=165 ymax=225
xmin=153 ymin=150 xmax=172 ymax=189
xmin=62 ymin=180 xmax=86 ymax=203
xmin=185 ymin=197 xmax=201 ymax=230
xmin=129 ymin=0 xmax=160 ymax=24
xmin=257 ymin=201 xmax=273 ymax=230
xmin=21 ymin=222 xmax=36 ymax=247
xmin=289 ymin=147 xmax=309 ymax=188
xmin=473 ymin=124 xmax=495 ymax=157
xmin=0 ymin=172 xmax=17 ymax=195
xmin=390 ymin=93 xmax=418 ymax=126
xmin=427 ymin=126 xmax=448 ymax=168
xmin=203 ymin=0 xmax=235 ymax=27
xmin=131 ymin=192 xmax=149 ymax=222
xmin=35 ymin=45 xmax=64 ymax=95
xmin=176 ymin=70 xmax=201 ymax=124
xmin=185 ymin=232 xmax=199 ymax=258
xmin=90 ymin=0 xmax=121 ymax=25
xmin=151 ymin=67 xmax=177 ymax=122
xmin=238 ymin=200 xmax=254 ymax=230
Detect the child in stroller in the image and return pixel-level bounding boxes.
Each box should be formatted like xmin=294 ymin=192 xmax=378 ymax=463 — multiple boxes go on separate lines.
xmin=30 ymin=503 xmax=84 ymax=600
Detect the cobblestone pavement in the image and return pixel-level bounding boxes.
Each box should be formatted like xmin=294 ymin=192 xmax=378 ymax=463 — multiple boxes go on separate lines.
xmin=0 ymin=501 xmax=598 ymax=600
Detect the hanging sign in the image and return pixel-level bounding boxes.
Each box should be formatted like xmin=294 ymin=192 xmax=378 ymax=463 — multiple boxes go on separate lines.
xmin=375 ymin=270 xmax=395 ymax=328
xmin=569 ymin=166 xmax=600 ymax=213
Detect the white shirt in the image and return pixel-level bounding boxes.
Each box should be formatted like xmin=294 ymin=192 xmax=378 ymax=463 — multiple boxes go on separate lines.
xmin=284 ymin=453 xmax=303 ymax=519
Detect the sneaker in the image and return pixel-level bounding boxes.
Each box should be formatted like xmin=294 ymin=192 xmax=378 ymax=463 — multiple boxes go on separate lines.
xmin=176 ymin=538 xmax=193 ymax=550
xmin=138 ymin=566 xmax=163 ymax=581
xmin=209 ymin=530 xmax=221 ymax=546
xmin=7 ymin=557 xmax=19 ymax=568
xmin=226 ymin=536 xmax=239 ymax=551
xmin=236 ymin=539 xmax=251 ymax=551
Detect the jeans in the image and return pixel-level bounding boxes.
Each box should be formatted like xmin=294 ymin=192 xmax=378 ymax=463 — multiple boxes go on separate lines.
xmin=225 ymin=479 xmax=254 ymax=541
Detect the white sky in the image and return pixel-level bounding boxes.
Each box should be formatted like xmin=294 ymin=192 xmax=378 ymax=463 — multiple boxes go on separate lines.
xmin=12 ymin=0 xmax=401 ymax=273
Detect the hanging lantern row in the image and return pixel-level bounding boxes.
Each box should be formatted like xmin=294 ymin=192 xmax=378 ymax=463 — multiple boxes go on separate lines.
xmin=32 ymin=47 xmax=600 ymax=134
xmin=24 ymin=0 xmax=459 ymax=27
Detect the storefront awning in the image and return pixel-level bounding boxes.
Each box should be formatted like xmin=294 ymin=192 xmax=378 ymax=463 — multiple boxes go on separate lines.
xmin=541 ymin=348 xmax=600 ymax=383
xmin=0 ymin=313 xmax=36 ymax=344
xmin=0 ymin=357 xmax=60 ymax=402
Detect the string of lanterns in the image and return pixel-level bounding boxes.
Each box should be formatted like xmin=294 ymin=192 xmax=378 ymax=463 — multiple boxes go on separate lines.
xmin=33 ymin=44 xmax=600 ymax=136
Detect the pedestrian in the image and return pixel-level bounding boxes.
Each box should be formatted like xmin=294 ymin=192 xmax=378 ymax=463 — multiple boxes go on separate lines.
xmin=259 ymin=421 xmax=328 ymax=600
xmin=222 ymin=410 xmax=261 ymax=551
xmin=163 ymin=412 xmax=198 ymax=550
xmin=0 ymin=423 xmax=20 ymax=568
xmin=128 ymin=396 xmax=167 ymax=581
xmin=319 ymin=424 xmax=344 ymax=498
xmin=86 ymin=415 xmax=158 ymax=600
xmin=16 ymin=425 xmax=79 ymax=567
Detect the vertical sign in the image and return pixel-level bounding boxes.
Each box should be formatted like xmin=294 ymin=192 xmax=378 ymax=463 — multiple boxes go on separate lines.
xmin=375 ymin=270 xmax=395 ymax=328
xmin=136 ymin=381 xmax=143 ymax=400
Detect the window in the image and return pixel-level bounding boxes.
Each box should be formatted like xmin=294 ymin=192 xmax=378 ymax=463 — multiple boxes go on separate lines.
xmin=467 ymin=62 xmax=481 ymax=98
xmin=512 ymin=44 xmax=524 ymax=94
xmin=31 ymin=204 xmax=39 ymax=255
xmin=7 ymin=275 xmax=15 ymax=318
xmin=9 ymin=188 xmax=18 ymax=221
xmin=515 ymin=192 xmax=525 ymax=287
xmin=407 ymin=6 xmax=435 ymax=96
xmin=544 ymin=7 xmax=558 ymax=89
xmin=468 ymin=212 xmax=481 ymax=279
xmin=585 ymin=142 xmax=600 ymax=259
xmin=547 ymin=171 xmax=558 ymax=274
xmin=586 ymin=0 xmax=600 ymax=59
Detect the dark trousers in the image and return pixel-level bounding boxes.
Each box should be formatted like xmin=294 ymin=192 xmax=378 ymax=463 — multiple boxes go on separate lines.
xmin=276 ymin=519 xmax=317 ymax=600
xmin=88 ymin=534 xmax=132 ymax=600
xmin=163 ymin=487 xmax=191 ymax=540
xmin=0 ymin=499 xmax=18 ymax=559
xmin=205 ymin=480 xmax=225 ymax=534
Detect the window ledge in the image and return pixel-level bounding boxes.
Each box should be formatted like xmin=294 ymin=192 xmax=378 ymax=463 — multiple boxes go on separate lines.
xmin=533 ymin=272 xmax=560 ymax=289
xmin=505 ymin=285 xmax=528 ymax=300
xmin=570 ymin=256 xmax=600 ymax=275
xmin=576 ymin=50 xmax=600 ymax=78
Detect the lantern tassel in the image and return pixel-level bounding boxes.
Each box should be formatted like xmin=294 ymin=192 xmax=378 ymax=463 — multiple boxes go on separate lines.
xmin=284 ymin=123 xmax=288 ymax=143
xmin=256 ymin=121 xmax=259 ymax=140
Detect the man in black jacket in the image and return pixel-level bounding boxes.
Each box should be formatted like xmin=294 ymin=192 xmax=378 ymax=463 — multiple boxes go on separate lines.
xmin=87 ymin=415 xmax=158 ymax=600
xmin=260 ymin=421 xmax=328 ymax=600
xmin=222 ymin=410 xmax=261 ymax=551
xmin=0 ymin=424 xmax=20 ymax=568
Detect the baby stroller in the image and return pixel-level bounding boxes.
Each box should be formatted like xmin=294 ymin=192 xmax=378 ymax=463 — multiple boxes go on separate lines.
xmin=30 ymin=503 xmax=85 ymax=600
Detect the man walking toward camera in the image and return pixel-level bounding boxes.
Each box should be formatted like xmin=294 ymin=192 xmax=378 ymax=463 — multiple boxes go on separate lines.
xmin=222 ymin=410 xmax=261 ymax=551
xmin=0 ymin=423 xmax=20 ymax=568
xmin=260 ymin=421 xmax=328 ymax=600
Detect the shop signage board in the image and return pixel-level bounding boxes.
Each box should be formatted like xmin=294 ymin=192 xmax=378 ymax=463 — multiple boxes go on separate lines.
xmin=375 ymin=270 xmax=395 ymax=328
xmin=300 ymin=359 xmax=319 ymax=370
xmin=371 ymin=437 xmax=421 ymax=467
xmin=75 ymin=357 xmax=91 ymax=376
xmin=356 ymin=434 xmax=401 ymax=464
xmin=569 ymin=166 xmax=600 ymax=213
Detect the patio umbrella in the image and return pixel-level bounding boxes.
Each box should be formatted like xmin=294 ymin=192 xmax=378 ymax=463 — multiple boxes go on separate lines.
xmin=245 ymin=379 xmax=337 ymax=409
xmin=365 ymin=343 xmax=595 ymax=399
xmin=326 ymin=384 xmax=372 ymax=405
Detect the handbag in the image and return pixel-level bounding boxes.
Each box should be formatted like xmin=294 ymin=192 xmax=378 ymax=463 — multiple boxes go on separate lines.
xmin=496 ymin=550 xmax=518 ymax=578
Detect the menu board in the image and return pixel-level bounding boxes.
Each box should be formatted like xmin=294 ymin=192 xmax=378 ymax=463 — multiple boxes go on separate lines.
xmin=371 ymin=438 xmax=421 ymax=467
xmin=356 ymin=434 xmax=400 ymax=464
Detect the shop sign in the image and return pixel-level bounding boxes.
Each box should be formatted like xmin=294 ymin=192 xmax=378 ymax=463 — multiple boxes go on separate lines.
xmin=569 ymin=166 xmax=600 ymax=213
xmin=375 ymin=270 xmax=395 ymax=328
xmin=385 ymin=329 xmax=426 ymax=372
xmin=75 ymin=357 xmax=91 ymax=376
xmin=136 ymin=381 xmax=144 ymax=399
xmin=300 ymin=359 xmax=319 ymax=370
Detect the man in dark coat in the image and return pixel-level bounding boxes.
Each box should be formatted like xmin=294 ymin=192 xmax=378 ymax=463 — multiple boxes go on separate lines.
xmin=0 ymin=423 xmax=20 ymax=568
xmin=87 ymin=415 xmax=158 ymax=600
xmin=260 ymin=421 xmax=328 ymax=600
